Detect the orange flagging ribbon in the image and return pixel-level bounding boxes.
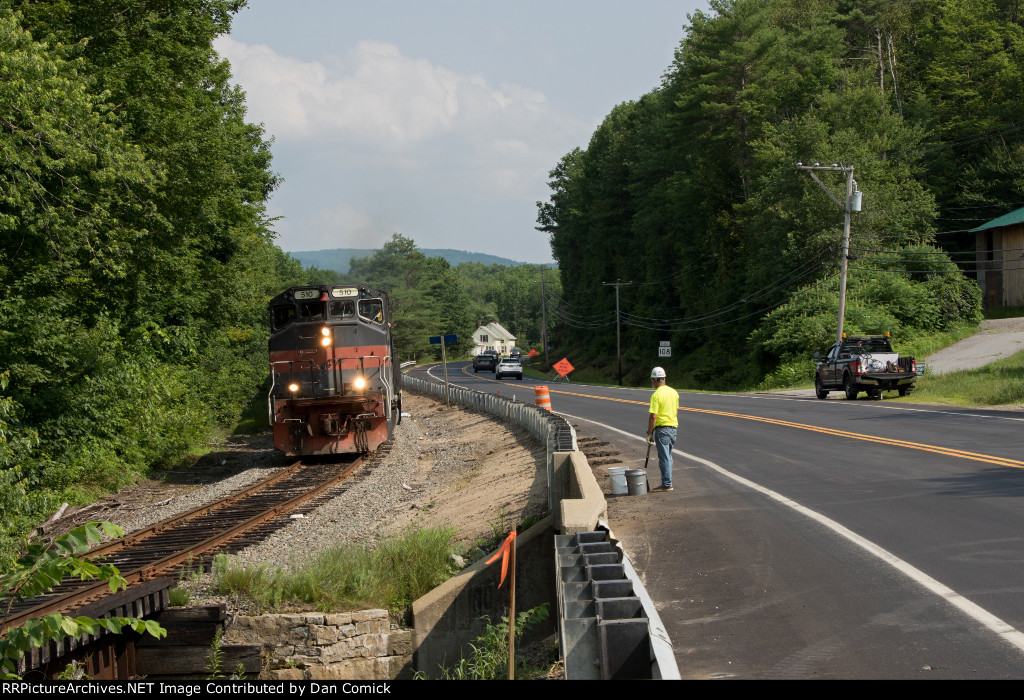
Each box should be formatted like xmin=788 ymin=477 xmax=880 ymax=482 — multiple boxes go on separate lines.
xmin=484 ymin=531 xmax=517 ymax=588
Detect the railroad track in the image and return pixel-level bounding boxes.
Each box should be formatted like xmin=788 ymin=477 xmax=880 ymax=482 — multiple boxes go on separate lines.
xmin=2 ymin=446 xmax=390 ymax=635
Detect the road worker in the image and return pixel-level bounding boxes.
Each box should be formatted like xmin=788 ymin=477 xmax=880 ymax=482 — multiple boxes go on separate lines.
xmin=646 ymin=367 xmax=679 ymax=492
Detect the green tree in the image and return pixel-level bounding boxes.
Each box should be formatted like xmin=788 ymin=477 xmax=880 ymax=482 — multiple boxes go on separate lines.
xmin=346 ymin=234 xmax=474 ymax=361
xmin=536 ymin=0 xmax=985 ymax=388
xmin=0 ymin=1 xmax=286 ymax=562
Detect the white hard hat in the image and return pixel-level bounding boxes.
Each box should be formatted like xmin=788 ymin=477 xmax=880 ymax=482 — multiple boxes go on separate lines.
xmin=651 ymin=367 xmax=666 ymax=379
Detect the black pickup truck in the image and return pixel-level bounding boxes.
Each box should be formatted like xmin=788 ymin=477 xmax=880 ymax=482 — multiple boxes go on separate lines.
xmin=813 ymin=335 xmax=919 ymax=400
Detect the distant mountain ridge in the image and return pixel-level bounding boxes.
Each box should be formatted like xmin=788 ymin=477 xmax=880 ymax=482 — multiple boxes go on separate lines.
xmin=287 ymin=247 xmax=546 ymax=273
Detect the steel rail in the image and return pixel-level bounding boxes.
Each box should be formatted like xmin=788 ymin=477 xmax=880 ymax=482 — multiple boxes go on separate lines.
xmin=84 ymin=460 xmax=306 ymax=559
xmin=1 ymin=456 xmax=367 ymax=635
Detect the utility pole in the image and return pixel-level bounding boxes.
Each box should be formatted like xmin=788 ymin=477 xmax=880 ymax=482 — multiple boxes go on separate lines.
xmin=539 ymin=266 xmax=549 ymax=370
xmin=602 ymin=279 xmax=633 ymax=386
xmin=796 ymin=163 xmax=862 ymax=344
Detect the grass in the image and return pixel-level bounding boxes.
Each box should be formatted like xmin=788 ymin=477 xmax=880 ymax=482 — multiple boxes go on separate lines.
xmin=211 ymin=527 xmax=459 ymax=621
xmin=984 ymin=306 xmax=1024 ymax=320
xmin=906 ymin=349 xmax=1024 ymax=406
xmin=168 ymin=587 xmax=192 ymax=606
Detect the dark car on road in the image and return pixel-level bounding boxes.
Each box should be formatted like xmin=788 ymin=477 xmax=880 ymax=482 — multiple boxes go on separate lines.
xmin=473 ymin=354 xmax=498 ymax=372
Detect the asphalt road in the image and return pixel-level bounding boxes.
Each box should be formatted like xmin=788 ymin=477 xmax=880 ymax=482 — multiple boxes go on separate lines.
xmin=411 ymin=362 xmax=1024 ymax=678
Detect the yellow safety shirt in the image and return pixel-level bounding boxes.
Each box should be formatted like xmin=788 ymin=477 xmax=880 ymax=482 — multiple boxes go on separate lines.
xmin=649 ymin=385 xmax=679 ymax=428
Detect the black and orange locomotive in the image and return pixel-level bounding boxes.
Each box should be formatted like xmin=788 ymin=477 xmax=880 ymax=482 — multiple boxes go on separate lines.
xmin=268 ymin=284 xmax=401 ymax=455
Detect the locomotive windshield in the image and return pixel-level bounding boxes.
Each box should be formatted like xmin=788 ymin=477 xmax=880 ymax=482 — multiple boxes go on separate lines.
xmin=358 ymin=299 xmax=384 ymax=324
xmin=272 ymin=304 xmax=296 ymax=330
xmin=299 ymin=301 xmax=323 ymax=320
xmin=271 ymin=291 xmax=385 ymax=331
xmin=272 ymin=300 xmax=326 ymax=329
xmin=330 ymin=300 xmax=355 ymax=318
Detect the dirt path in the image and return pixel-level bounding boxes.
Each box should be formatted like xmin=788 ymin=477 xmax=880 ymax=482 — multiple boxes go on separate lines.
xmin=924 ymin=317 xmax=1024 ymax=374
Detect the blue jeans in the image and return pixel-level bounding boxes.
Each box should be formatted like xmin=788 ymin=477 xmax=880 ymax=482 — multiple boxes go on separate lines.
xmin=654 ymin=426 xmax=677 ymax=488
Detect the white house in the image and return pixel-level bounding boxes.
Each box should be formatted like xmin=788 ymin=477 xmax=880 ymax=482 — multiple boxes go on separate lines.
xmin=473 ymin=322 xmax=516 ymax=356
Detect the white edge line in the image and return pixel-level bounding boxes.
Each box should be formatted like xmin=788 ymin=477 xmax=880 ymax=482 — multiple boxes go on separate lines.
xmin=558 ymin=410 xmax=1024 ymax=656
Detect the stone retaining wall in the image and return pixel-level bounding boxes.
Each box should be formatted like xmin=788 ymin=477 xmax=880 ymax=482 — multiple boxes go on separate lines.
xmin=223 ymin=609 xmax=414 ymax=680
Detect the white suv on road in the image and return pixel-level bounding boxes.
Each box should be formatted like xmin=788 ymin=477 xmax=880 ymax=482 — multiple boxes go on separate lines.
xmin=495 ymin=358 xmax=523 ymax=380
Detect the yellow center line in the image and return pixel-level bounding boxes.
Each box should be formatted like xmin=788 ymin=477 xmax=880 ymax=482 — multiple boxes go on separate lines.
xmin=546 ymin=387 xmax=1024 ymax=470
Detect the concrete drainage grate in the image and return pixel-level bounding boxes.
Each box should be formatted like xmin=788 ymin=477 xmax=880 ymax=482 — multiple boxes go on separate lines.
xmin=555 ymin=531 xmax=657 ymax=679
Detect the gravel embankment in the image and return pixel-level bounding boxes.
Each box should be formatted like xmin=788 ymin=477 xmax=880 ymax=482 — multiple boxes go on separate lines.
xmin=231 ymin=399 xmax=485 ymax=570
xmin=77 ymin=392 xmax=543 ymax=578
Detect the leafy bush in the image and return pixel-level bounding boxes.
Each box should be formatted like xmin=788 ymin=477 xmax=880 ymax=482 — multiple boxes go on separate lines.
xmin=0 ymin=4 xmax=285 ymax=567
xmin=0 ymin=375 xmax=55 ymax=568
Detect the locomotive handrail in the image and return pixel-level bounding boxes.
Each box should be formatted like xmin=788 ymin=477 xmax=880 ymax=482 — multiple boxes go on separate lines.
xmin=354 ymin=353 xmax=393 ymax=421
xmin=268 ymin=357 xmax=319 ymax=427
xmin=379 ymin=355 xmax=393 ymax=421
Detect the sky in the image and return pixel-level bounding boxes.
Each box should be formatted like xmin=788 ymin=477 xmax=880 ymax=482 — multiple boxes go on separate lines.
xmin=216 ymin=0 xmax=711 ymax=264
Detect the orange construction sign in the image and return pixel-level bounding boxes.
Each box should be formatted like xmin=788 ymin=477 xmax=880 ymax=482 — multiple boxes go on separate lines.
xmin=553 ymin=358 xmax=574 ymax=377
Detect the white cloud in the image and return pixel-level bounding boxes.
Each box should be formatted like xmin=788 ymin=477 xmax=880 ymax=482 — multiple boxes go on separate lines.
xmin=214 ymin=35 xmax=587 ymax=260
xmin=215 ymin=36 xmax=585 ymax=183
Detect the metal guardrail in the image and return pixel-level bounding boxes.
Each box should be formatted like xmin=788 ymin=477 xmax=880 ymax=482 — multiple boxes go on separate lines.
xmin=402 ymin=374 xmax=577 ymax=511
xmin=403 ymin=374 xmax=575 ymax=449
xmin=403 ymin=371 xmax=678 ymax=680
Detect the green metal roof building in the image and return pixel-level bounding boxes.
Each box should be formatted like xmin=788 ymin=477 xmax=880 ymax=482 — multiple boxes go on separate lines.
xmin=971 ymin=206 xmax=1024 ymax=308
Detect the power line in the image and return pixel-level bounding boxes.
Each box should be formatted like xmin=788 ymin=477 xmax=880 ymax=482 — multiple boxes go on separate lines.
xmin=621 ymin=276 xmax=836 ymax=333
xmin=848 ymin=263 xmax=1023 ymax=273
xmin=619 ymin=255 xmax=832 ymax=327
xmin=848 ymin=245 xmax=1024 ymax=257
xmin=548 ymin=252 xmax=833 ymax=333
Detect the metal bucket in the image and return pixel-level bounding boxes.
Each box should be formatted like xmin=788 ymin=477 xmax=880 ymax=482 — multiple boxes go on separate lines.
xmin=609 ymin=467 xmax=627 ymax=495
xmin=625 ymin=469 xmax=648 ymax=496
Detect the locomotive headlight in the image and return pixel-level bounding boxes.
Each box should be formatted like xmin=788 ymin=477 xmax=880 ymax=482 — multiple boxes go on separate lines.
xmin=353 ymin=376 xmax=367 ymax=391
xmin=321 ymin=336 xmax=331 ymax=347
xmin=320 ymin=327 xmax=330 ymax=336
xmin=288 ymin=383 xmax=300 ymax=393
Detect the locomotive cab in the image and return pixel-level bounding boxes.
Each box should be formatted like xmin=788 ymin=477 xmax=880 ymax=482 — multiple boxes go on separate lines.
xmin=268 ymin=285 xmax=400 ymax=455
